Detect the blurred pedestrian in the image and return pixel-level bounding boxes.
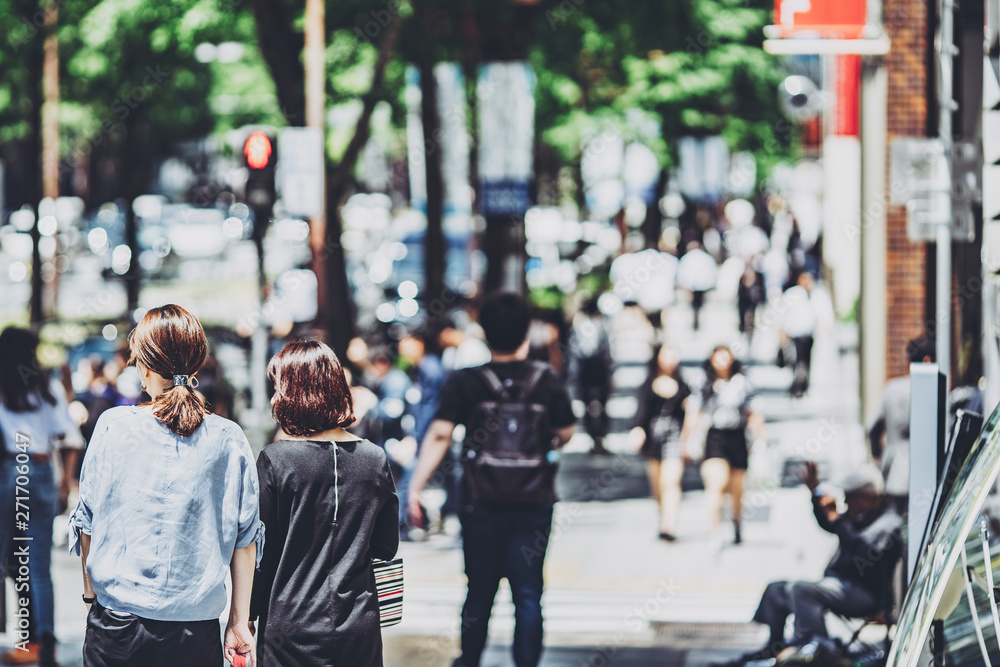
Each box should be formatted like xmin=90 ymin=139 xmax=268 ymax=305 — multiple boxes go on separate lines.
xmin=683 ymin=345 xmax=764 ymax=546
xmin=364 ymin=346 xmax=412 ymax=463
xmin=736 ymin=263 xmax=766 ymax=343
xmin=77 ymin=358 xmax=120 ymax=447
xmin=609 ymin=244 xmax=678 ymax=330
xmin=397 ymin=331 xmax=447 ymax=536
xmin=609 ymin=300 xmax=656 ymax=365
xmin=406 ymin=293 xmax=576 ymax=667
xmin=0 ymin=328 xmax=84 ymax=666
xmin=526 ymin=310 xmax=563 ymax=374
xmin=344 ymin=367 xmax=380 ymax=443
xmin=779 ymin=272 xmax=832 ymax=398
xmin=732 ymin=463 xmax=902 ymax=665
xmin=868 ymin=337 xmax=935 ymax=513
xmin=196 ymin=352 xmax=235 ymax=419
xmin=68 ymin=305 xmax=263 ymax=667
xmin=438 ymin=319 xmax=491 ymax=371
xmin=250 ymin=340 xmax=399 ymax=667
xmin=676 ymin=241 xmax=718 ymax=330
xmin=631 ymin=344 xmax=691 ymax=541
xmin=567 ymin=297 xmax=613 ymax=455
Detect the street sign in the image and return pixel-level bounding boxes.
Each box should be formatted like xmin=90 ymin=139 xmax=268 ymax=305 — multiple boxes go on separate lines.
xmin=278 ymin=127 xmax=324 ymax=218
xmin=773 ymin=0 xmax=867 ymax=39
xmin=889 ymin=138 xmax=948 ymax=206
xmin=478 ymin=62 xmax=535 ymax=217
xmin=890 ymin=138 xmax=975 ymax=242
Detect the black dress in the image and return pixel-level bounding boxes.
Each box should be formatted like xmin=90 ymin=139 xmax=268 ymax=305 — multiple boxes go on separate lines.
xmin=250 ymin=439 xmax=399 ymax=667
xmin=636 ymin=374 xmax=691 ymax=461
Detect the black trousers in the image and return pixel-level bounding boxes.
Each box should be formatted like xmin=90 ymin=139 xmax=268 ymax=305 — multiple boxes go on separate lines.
xmin=691 ymin=291 xmax=707 ymax=330
xmin=83 ymin=602 xmax=224 ymax=667
xmin=790 ymin=335 xmax=814 ymax=396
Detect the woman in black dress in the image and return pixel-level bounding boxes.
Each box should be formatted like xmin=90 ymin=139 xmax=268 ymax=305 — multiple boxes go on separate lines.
xmin=250 ymin=340 xmax=399 ymax=666
xmin=631 ymin=344 xmax=691 ymax=541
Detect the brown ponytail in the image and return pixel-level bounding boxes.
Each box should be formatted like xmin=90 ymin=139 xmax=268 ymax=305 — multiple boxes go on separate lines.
xmin=128 ymin=304 xmax=209 ymax=437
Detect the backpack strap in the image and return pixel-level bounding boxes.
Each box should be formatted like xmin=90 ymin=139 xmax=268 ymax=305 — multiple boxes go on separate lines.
xmin=476 ymin=364 xmax=548 ymax=403
xmin=520 ymin=364 xmax=547 ymax=403
xmin=476 ymin=366 xmax=510 ymax=401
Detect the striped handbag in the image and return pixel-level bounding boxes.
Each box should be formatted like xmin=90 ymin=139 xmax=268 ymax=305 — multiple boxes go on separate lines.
xmin=372 ymin=558 xmax=403 ymax=627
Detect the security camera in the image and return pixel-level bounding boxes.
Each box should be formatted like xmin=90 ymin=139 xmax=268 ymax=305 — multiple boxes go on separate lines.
xmin=779 ymin=75 xmax=823 ymax=122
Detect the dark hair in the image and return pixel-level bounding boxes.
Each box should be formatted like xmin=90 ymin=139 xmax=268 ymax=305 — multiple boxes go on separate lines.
xmin=648 ymin=344 xmax=682 ymax=381
xmin=907 ymin=336 xmax=936 ymax=364
xmin=478 ymin=292 xmax=530 ymax=353
xmin=128 ymin=305 xmax=209 ymax=437
xmin=268 ymin=339 xmax=356 ymax=436
xmin=0 ymin=328 xmax=56 ymax=413
xmin=704 ymin=345 xmax=742 ymax=381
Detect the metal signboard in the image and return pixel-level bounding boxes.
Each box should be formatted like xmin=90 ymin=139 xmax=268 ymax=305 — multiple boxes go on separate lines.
xmin=478 ymin=62 xmax=536 ymax=217
xmin=890 ymin=138 xmax=975 ymax=242
xmin=278 ymin=127 xmax=324 ymax=218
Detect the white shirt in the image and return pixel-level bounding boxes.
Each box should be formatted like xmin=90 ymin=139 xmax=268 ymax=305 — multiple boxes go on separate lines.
xmin=611 ymin=250 xmax=679 ymax=311
xmin=676 ymin=249 xmax=719 ymax=292
xmin=780 ymin=285 xmax=834 ymax=338
xmin=0 ymin=378 xmax=84 ymax=455
xmin=443 ymin=338 xmax=491 ymax=370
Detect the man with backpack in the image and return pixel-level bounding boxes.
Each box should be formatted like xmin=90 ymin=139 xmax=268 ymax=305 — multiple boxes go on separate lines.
xmin=407 ymin=292 xmax=576 ymax=667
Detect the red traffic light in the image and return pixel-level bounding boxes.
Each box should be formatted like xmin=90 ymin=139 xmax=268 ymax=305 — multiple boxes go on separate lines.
xmin=244 ymin=131 xmax=273 ymax=170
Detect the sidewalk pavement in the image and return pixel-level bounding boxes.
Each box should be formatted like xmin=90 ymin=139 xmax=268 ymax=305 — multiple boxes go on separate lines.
xmin=0 ymin=294 xmax=872 ymax=666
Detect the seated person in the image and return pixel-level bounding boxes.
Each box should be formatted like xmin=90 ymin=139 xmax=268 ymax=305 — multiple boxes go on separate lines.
xmin=736 ymin=462 xmax=903 ymax=664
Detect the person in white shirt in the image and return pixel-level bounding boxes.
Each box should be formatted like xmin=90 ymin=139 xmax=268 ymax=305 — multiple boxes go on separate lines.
xmin=676 ymin=241 xmax=719 ymax=330
xmin=0 ymin=328 xmax=84 ymax=665
xmin=610 ymin=246 xmax=679 ymax=331
xmin=778 ymin=272 xmax=832 ymax=397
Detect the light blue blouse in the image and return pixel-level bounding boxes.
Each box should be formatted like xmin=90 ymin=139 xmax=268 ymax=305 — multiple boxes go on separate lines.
xmin=68 ymin=406 xmax=265 ymax=621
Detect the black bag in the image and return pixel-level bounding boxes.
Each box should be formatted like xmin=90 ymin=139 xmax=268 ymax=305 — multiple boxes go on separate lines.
xmin=461 ymin=363 xmax=557 ymax=507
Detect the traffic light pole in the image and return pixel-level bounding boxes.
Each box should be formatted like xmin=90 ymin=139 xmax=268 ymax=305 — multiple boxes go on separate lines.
xmin=243 ymin=130 xmax=276 ymax=453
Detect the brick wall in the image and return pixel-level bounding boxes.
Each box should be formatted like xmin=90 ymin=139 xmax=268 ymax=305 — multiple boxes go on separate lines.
xmin=884 ymin=0 xmax=930 ymax=378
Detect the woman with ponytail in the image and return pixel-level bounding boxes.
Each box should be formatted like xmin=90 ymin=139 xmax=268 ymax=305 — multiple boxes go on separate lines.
xmin=68 ymin=305 xmax=264 ymax=667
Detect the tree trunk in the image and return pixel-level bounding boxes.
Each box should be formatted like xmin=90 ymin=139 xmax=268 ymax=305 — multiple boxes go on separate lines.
xmin=323 ymin=13 xmax=403 ymax=353
xmin=420 ymin=53 xmax=445 ymax=304
xmin=245 ymin=0 xmax=305 ymax=125
xmin=25 ymin=4 xmax=44 ymax=326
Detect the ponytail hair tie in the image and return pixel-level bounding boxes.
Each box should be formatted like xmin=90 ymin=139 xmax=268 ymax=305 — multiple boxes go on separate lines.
xmin=172 ymin=375 xmax=199 ymax=389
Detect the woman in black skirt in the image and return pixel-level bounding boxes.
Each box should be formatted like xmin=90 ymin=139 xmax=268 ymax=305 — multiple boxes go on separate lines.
xmin=631 ymin=345 xmax=691 ymax=541
xmin=250 ymin=340 xmax=399 ymax=666
xmin=682 ymin=345 xmax=764 ymax=546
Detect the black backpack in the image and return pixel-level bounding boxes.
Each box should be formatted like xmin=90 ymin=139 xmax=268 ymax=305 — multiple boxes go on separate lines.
xmin=461 ymin=363 xmax=558 ymax=507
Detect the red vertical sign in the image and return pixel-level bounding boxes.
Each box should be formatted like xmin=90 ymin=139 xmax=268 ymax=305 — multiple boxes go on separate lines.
xmin=834 ymin=54 xmax=860 ymax=136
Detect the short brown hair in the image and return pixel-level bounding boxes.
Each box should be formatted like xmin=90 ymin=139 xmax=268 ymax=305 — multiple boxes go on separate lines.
xmin=268 ymin=339 xmax=355 ymax=436
xmin=128 ymin=304 xmax=209 ymax=437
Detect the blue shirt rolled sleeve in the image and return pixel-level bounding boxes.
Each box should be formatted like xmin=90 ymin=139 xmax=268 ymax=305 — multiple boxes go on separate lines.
xmin=234 ymin=444 xmax=266 ymax=567
xmin=67 ymin=409 xmax=108 ymax=555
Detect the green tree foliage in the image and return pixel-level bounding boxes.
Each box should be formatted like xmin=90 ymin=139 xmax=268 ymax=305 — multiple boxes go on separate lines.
xmin=532 ymin=0 xmax=793 ymax=174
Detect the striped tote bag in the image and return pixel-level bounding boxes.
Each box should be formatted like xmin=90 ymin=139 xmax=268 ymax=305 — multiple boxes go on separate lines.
xmin=372 ymin=558 xmax=403 ymax=627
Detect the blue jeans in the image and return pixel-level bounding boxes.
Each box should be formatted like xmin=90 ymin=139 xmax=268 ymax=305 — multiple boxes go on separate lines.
xmin=458 ymin=504 xmax=553 ymax=667
xmin=0 ymin=459 xmax=58 ymax=638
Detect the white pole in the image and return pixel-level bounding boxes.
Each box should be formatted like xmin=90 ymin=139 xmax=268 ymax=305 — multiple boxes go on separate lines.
xmin=936 ymin=0 xmax=955 ymax=380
